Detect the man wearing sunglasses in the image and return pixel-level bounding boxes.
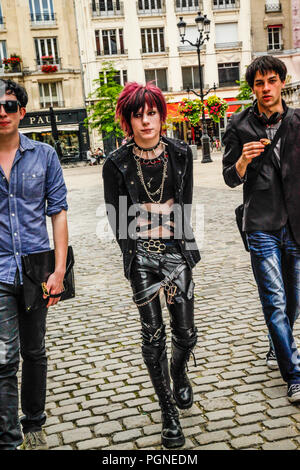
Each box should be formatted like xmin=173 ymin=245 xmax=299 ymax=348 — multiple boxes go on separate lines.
xmin=0 ymin=79 xmax=69 ymax=450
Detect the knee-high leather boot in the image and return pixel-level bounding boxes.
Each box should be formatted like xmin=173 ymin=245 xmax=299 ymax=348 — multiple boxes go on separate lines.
xmin=141 ymin=323 xmax=185 ymax=449
xmin=170 ymin=327 xmax=197 ymax=410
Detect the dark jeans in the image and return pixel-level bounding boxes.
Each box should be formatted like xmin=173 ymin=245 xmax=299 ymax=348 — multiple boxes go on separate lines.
xmin=247 ymin=224 xmax=300 ymax=386
xmin=0 ymin=275 xmax=47 ymax=450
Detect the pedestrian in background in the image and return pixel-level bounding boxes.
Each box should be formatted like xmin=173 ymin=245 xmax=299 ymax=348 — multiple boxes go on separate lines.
xmin=222 ymin=56 xmax=300 ymax=403
xmin=103 ymin=82 xmax=200 ymax=448
xmin=87 ymin=147 xmax=96 ymax=166
xmin=0 ymin=79 xmax=69 ymax=449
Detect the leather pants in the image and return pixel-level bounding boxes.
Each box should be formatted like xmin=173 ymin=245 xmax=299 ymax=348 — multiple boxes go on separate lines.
xmin=130 ymin=241 xmax=197 ymax=404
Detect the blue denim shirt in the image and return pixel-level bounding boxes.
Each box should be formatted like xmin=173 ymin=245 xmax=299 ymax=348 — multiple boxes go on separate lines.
xmin=0 ymin=133 xmax=68 ymax=284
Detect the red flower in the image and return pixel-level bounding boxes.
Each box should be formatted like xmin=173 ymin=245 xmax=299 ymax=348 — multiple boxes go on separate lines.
xmin=41 ymin=64 xmax=57 ymax=73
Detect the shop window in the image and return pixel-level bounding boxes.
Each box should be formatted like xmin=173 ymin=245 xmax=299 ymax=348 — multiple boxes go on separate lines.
xmin=39 ymin=82 xmax=64 ymax=108
xmin=145 ymin=68 xmax=168 ymax=91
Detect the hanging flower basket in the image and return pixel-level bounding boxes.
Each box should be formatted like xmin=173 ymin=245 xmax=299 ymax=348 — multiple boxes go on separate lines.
xmin=41 ymin=64 xmax=58 ymax=73
xmin=205 ymin=95 xmax=228 ymax=123
xmin=178 ymin=98 xmax=204 ymax=127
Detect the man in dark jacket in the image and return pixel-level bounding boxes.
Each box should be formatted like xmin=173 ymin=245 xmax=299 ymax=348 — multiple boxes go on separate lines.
xmin=222 ymin=55 xmax=300 ymax=403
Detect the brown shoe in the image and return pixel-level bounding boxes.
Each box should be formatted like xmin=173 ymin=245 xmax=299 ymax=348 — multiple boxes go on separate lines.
xmin=19 ymin=430 xmax=48 ymax=450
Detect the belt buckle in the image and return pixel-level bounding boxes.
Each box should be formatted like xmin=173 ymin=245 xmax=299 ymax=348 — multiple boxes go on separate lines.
xmin=143 ymin=239 xmax=166 ymax=253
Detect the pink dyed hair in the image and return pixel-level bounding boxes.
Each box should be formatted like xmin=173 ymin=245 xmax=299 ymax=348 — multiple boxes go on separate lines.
xmin=115 ymin=81 xmax=167 ymax=136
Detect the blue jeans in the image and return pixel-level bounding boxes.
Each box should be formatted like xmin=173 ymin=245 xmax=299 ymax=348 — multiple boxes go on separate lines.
xmin=247 ymin=224 xmax=300 ymax=386
xmin=0 ymin=274 xmax=47 ymax=450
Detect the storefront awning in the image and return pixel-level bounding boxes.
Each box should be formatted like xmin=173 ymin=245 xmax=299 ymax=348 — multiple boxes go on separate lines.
xmin=20 ymin=124 xmax=79 ymax=134
xmin=224 ymin=97 xmax=243 ymax=116
xmin=166 ymin=103 xmax=184 ymax=122
xmin=57 ymin=124 xmax=79 ymax=131
xmin=20 ymin=127 xmax=52 ymax=134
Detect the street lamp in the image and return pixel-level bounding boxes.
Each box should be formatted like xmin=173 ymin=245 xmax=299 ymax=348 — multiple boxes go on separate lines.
xmin=177 ymin=12 xmax=212 ymax=163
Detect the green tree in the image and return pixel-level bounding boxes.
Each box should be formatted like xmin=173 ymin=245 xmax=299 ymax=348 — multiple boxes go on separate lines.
xmin=235 ymin=78 xmax=253 ymax=113
xmin=85 ymin=61 xmax=124 ymax=148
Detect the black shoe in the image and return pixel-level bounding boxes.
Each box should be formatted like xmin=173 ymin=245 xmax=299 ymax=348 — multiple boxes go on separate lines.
xmin=141 ymin=324 xmax=185 ymax=449
xmin=161 ymin=407 xmax=185 ymax=449
xmin=266 ymin=348 xmax=278 ymax=370
xmin=287 ymin=383 xmax=300 ymax=403
xmin=170 ymin=337 xmax=196 ymax=410
xmin=171 ymin=365 xmax=193 ymax=409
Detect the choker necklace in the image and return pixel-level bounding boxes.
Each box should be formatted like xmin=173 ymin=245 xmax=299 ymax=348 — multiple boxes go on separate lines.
xmin=133 ymin=139 xmax=161 ymax=152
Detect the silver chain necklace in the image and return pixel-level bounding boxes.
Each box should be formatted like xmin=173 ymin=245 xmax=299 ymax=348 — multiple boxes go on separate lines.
xmin=133 ymin=144 xmax=168 ymax=204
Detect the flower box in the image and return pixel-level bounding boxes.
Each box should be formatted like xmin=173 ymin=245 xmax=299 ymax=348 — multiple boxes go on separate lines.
xmin=41 ymin=64 xmax=58 ymax=73
xmin=2 ymin=56 xmax=22 ymax=73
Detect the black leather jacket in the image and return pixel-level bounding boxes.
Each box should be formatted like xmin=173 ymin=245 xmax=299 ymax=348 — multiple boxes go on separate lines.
xmin=223 ymin=104 xmax=290 ymax=233
xmin=102 ymin=136 xmax=200 ymax=279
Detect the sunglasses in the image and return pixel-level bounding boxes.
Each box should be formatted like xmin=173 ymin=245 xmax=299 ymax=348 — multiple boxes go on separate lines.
xmin=0 ymin=100 xmax=21 ymax=113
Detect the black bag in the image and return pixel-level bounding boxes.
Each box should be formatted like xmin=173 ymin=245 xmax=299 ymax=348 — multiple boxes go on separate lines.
xmin=235 ymin=203 xmax=249 ymax=251
xmin=21 ymin=246 xmax=75 ymax=312
xmin=235 ymin=108 xmax=294 ymax=252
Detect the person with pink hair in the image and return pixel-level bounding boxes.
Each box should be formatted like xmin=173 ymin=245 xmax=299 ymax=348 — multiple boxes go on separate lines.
xmin=103 ymin=82 xmax=200 ymax=448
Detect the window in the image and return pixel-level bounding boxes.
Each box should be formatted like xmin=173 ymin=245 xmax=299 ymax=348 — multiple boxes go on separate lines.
xmin=29 ymin=0 xmax=55 ymax=23
xmin=218 ymin=62 xmax=240 ymax=87
xmin=138 ymin=0 xmax=162 ymax=13
xmin=145 ymin=68 xmax=167 ymax=91
xmin=178 ymin=26 xmax=201 ymax=51
xmin=141 ymin=28 xmax=165 ymax=53
xmin=39 ymin=82 xmax=64 ymax=108
xmin=213 ymin=0 xmax=238 ymax=9
xmin=0 ymin=40 xmax=7 ymax=67
xmin=265 ymin=0 xmax=281 ymax=12
xmin=112 ymin=70 xmax=127 ymax=85
xmin=182 ymin=66 xmax=204 ymax=90
xmin=34 ymin=37 xmax=59 ymax=66
xmin=92 ymin=0 xmax=121 ymax=16
xmin=268 ymin=26 xmax=282 ymax=50
xmin=95 ymin=29 xmax=125 ymax=55
xmin=0 ymin=2 xmax=4 ymax=26
xmin=99 ymin=69 xmax=127 ymax=86
xmin=215 ymin=23 xmax=239 ymax=48
xmin=175 ymin=0 xmax=199 ymax=11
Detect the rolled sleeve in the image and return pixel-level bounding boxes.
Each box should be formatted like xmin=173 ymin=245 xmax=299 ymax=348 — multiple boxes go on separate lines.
xmin=45 ymin=149 xmax=68 ymax=217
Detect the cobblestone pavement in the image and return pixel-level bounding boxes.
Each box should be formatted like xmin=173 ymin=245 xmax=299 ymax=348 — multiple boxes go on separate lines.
xmin=33 ymin=152 xmax=300 ymax=450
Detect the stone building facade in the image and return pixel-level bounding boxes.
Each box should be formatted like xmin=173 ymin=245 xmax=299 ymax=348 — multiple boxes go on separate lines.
xmin=75 ymin=0 xmax=252 ymax=151
xmin=251 ymin=0 xmax=300 ymax=108
xmin=0 ymin=0 xmax=89 ymax=159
